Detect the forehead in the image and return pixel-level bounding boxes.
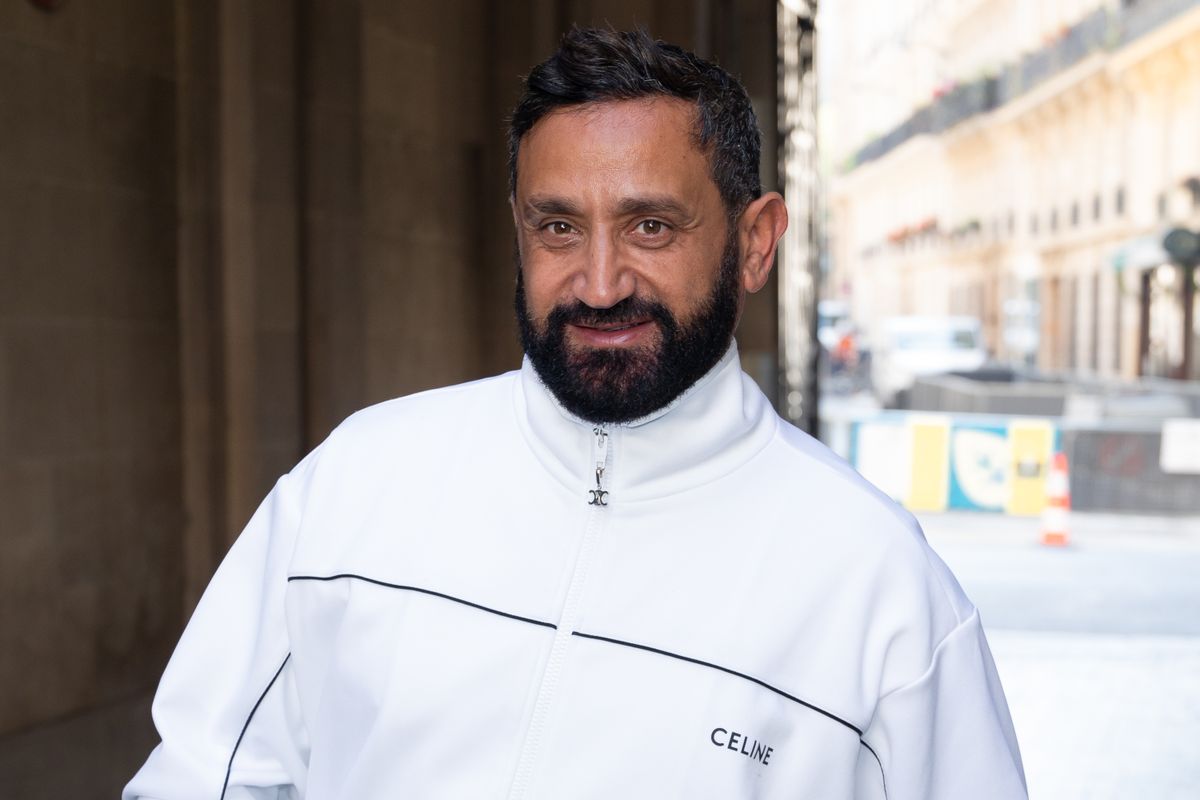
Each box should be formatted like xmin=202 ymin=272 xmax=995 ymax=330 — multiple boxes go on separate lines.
xmin=515 ymin=97 xmax=714 ymax=201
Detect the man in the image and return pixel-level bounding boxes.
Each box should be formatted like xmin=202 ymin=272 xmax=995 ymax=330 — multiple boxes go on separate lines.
xmin=127 ymin=28 xmax=1025 ymax=799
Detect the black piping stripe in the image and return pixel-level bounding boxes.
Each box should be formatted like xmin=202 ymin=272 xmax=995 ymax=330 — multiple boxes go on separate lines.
xmin=286 ymin=575 xmax=886 ymax=789
xmin=221 ymin=653 xmax=290 ymax=800
xmin=860 ymin=739 xmax=888 ymax=798
xmin=287 ymin=574 xmax=558 ymax=631
xmin=571 ymin=631 xmax=865 ymax=737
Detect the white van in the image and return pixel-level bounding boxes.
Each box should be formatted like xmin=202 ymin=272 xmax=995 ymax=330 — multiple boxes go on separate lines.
xmin=871 ymin=316 xmax=988 ymax=407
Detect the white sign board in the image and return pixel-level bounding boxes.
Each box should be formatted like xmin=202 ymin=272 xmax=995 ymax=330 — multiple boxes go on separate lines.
xmin=855 ymin=422 xmax=910 ymax=501
xmin=1160 ymin=418 xmax=1200 ymax=474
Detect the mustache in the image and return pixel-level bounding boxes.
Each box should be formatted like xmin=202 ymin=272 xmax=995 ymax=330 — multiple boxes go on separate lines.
xmin=547 ymin=295 xmax=677 ymax=332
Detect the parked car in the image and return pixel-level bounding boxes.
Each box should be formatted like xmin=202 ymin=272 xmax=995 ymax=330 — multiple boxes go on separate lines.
xmin=871 ymin=315 xmax=988 ymax=407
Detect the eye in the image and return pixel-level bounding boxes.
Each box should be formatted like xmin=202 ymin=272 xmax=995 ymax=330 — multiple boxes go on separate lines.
xmin=636 ymin=219 xmax=667 ymax=236
xmin=543 ymin=220 xmax=575 ymax=236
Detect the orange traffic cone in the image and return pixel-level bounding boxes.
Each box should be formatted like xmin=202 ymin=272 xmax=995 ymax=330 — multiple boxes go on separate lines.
xmin=1041 ymin=451 xmax=1071 ymax=546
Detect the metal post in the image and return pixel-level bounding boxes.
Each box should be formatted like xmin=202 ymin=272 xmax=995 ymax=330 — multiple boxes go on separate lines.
xmin=1138 ymin=270 xmax=1151 ymax=377
xmin=777 ymin=0 xmax=820 ymax=433
xmin=1181 ymin=265 xmax=1195 ymax=380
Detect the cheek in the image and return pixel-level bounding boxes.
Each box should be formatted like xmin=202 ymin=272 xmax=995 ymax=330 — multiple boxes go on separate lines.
xmin=518 ymin=261 xmax=565 ymax=322
xmin=521 ymin=242 xmax=585 ymax=295
xmin=648 ymin=250 xmax=722 ymax=310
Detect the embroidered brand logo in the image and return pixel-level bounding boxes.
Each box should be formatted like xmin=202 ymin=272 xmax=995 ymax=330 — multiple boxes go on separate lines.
xmin=711 ymin=727 xmax=774 ymax=765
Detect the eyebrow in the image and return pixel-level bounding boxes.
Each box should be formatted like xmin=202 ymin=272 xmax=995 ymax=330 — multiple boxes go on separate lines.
xmin=522 ymin=196 xmax=583 ymax=219
xmin=613 ymin=195 xmax=691 ymax=220
xmin=522 ymin=194 xmax=693 ymax=221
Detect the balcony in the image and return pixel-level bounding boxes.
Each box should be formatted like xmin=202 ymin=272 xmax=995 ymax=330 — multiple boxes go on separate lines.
xmin=847 ymin=0 xmax=1200 ymax=171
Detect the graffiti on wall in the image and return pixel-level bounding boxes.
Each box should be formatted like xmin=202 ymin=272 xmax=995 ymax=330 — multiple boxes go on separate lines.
xmin=850 ymin=415 xmax=1059 ymax=515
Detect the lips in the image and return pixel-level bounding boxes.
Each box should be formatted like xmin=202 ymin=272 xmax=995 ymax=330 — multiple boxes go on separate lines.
xmin=584 ymin=320 xmax=648 ymax=332
xmin=569 ymin=319 xmax=655 ymax=347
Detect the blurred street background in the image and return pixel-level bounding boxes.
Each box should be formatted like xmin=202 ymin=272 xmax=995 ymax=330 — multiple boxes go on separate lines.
xmin=2 ymin=0 xmax=1199 ymax=797
xmin=817 ymin=1 xmax=1200 ymax=796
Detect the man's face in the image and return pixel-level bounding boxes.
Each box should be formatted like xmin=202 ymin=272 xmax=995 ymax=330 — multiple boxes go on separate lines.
xmin=512 ymin=97 xmax=744 ymax=424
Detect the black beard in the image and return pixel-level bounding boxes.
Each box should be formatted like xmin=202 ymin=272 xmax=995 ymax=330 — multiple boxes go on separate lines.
xmin=515 ymin=234 xmax=741 ymax=424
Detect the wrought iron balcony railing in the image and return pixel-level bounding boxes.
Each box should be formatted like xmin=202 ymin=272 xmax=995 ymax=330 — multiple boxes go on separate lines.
xmin=847 ymin=0 xmax=1199 ymax=171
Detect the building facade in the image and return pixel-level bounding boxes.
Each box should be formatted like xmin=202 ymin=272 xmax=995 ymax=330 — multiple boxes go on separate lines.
xmin=824 ymin=0 xmax=1200 ymax=379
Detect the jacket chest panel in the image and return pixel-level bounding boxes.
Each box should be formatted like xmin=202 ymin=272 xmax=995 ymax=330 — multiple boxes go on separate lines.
xmin=290 ymin=580 xmax=557 ymax=798
xmin=287 ymin=433 xmax=876 ymax=796
xmin=294 ymin=479 xmax=587 ymax=626
xmin=287 ymin=573 xmax=866 ymax=799
xmin=526 ymin=632 xmax=863 ymax=798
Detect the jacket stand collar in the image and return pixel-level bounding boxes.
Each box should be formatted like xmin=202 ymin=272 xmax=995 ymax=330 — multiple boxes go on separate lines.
xmin=513 ymin=342 xmax=778 ymax=503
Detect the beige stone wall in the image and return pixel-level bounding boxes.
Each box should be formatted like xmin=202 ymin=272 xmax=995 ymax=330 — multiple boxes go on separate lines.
xmin=0 ymin=0 xmax=780 ymax=742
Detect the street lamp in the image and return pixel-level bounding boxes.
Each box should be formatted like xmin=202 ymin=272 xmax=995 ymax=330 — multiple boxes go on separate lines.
xmin=1163 ymin=227 xmax=1200 ymax=268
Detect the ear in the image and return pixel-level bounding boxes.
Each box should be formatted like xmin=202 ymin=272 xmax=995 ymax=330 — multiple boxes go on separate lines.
xmin=736 ymin=192 xmax=788 ymax=294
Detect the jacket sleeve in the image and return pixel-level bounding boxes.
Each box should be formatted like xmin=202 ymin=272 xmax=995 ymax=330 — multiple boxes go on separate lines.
xmin=856 ymin=609 xmax=1027 ymax=800
xmin=123 ymin=447 xmax=323 ymax=800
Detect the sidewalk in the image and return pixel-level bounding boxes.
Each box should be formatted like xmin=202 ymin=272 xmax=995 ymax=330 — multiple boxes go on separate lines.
xmin=918 ymin=509 xmax=1200 ymax=550
xmin=920 ymin=510 xmax=1200 ymax=799
xmin=991 ymin=630 xmax=1200 ymax=800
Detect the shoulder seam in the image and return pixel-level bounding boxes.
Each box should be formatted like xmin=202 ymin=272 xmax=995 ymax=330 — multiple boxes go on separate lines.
xmin=873 ymin=607 xmax=982 ymax=710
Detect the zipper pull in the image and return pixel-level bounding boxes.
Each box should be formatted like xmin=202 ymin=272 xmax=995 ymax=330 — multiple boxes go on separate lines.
xmin=588 ymin=427 xmax=609 ymax=507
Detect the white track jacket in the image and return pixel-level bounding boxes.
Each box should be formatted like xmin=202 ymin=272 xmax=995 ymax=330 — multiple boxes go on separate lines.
xmin=125 ymin=346 xmax=1026 ymax=799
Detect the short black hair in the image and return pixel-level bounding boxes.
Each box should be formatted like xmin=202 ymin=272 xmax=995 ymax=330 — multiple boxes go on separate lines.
xmin=508 ymin=27 xmax=763 ymax=218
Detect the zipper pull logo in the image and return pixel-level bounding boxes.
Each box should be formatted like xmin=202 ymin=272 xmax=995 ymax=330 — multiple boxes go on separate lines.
xmin=588 ymin=427 xmax=609 ymax=507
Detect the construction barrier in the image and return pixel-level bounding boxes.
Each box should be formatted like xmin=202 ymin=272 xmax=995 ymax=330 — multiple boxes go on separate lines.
xmin=830 ymin=409 xmax=1200 ymax=515
xmin=843 ymin=413 xmax=1061 ymax=516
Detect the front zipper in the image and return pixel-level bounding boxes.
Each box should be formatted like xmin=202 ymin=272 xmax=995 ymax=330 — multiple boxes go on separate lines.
xmin=506 ymin=426 xmax=612 ymax=799
xmin=588 ymin=426 xmax=609 ymax=507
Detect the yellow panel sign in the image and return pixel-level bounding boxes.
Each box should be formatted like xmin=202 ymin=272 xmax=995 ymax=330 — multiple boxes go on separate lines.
xmin=906 ymin=417 xmax=950 ymax=512
xmin=1007 ymin=420 xmax=1055 ymax=516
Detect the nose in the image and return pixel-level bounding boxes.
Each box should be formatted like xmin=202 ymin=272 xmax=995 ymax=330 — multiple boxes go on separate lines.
xmin=572 ymin=232 xmax=635 ymax=309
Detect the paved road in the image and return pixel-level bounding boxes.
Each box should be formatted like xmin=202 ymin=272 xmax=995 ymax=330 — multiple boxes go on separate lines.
xmin=921 ymin=511 xmax=1200 ymax=800
xmin=921 ymin=512 xmax=1200 ymax=636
